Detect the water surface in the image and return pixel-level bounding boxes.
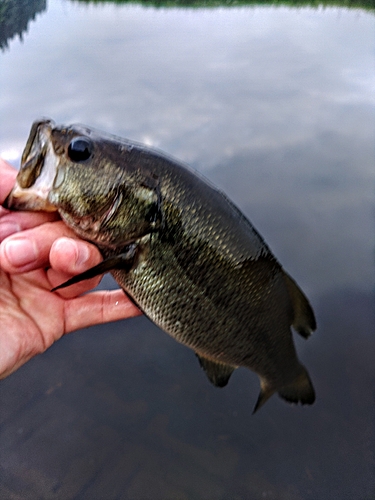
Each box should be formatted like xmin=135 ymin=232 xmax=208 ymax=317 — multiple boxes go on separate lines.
xmin=0 ymin=2 xmax=374 ymax=499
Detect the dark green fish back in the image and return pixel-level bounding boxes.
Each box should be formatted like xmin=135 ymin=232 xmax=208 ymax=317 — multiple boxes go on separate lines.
xmin=108 ymin=150 xmax=308 ymax=388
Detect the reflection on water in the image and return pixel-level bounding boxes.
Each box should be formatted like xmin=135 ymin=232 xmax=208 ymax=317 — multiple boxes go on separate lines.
xmin=69 ymin=0 xmax=375 ymax=9
xmin=0 ymin=0 xmax=373 ymax=54
xmin=0 ymin=0 xmax=46 ymax=51
xmin=0 ymin=1 xmax=374 ymax=499
xmin=1 ymin=288 xmax=374 ymax=499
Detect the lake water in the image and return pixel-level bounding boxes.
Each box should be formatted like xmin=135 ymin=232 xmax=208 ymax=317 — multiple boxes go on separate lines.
xmin=0 ymin=1 xmax=374 ymax=499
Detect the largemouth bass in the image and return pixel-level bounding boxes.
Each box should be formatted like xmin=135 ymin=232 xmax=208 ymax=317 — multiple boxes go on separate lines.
xmin=5 ymin=119 xmax=317 ymax=412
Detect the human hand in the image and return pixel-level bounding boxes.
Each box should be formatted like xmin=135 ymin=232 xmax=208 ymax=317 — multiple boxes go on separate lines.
xmin=0 ymin=158 xmax=141 ymax=379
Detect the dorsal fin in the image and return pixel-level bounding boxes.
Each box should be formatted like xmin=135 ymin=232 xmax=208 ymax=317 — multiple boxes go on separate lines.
xmin=195 ymin=354 xmax=236 ymax=388
xmin=282 ymin=272 xmax=316 ymax=338
xmin=277 ymin=365 xmax=315 ymax=406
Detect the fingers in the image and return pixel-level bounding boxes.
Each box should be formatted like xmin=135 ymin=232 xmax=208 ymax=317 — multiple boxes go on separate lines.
xmin=0 ymin=221 xmax=105 ymax=297
xmin=0 ymin=211 xmax=60 ymax=242
xmin=0 ymin=221 xmax=77 ymax=273
xmin=64 ymin=289 xmax=141 ymax=333
xmin=49 ymin=237 xmax=101 ymax=275
xmin=0 ymin=158 xmax=17 ymax=204
xmin=47 ymin=237 xmax=104 ymax=297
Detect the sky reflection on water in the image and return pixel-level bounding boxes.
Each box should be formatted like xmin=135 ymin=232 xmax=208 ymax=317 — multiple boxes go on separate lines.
xmin=0 ymin=2 xmax=374 ymax=499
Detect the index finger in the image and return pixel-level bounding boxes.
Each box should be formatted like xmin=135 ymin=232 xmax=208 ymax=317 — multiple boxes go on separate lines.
xmin=0 ymin=158 xmax=17 ymax=205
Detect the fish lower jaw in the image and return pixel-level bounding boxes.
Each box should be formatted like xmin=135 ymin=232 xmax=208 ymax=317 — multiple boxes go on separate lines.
xmin=4 ymin=184 xmax=58 ymax=212
xmin=60 ymin=212 xmax=120 ymax=248
xmin=61 ymin=212 xmax=101 ymax=242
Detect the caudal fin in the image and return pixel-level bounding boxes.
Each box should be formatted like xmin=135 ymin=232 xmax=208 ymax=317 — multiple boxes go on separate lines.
xmin=278 ymin=365 xmax=315 ymax=406
xmin=253 ymin=366 xmax=315 ymax=414
xmin=282 ymin=272 xmax=316 ymax=339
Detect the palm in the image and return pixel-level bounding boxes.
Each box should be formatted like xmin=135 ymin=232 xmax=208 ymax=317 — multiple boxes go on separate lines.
xmin=0 ymin=262 xmax=140 ymax=379
xmin=0 ymin=266 xmax=67 ymax=378
xmin=0 ymin=159 xmax=141 ymax=379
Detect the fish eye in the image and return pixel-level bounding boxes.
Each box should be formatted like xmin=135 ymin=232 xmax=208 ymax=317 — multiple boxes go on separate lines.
xmin=67 ymin=137 xmax=93 ymax=162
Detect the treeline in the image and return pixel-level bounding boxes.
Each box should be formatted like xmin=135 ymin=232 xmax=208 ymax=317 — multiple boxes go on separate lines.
xmin=71 ymin=0 xmax=375 ymax=9
xmin=0 ymin=0 xmax=373 ymax=52
xmin=0 ymin=0 xmax=46 ymax=50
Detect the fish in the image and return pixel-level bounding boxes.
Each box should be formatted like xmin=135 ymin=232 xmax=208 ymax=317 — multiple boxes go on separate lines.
xmin=4 ymin=118 xmax=317 ymax=413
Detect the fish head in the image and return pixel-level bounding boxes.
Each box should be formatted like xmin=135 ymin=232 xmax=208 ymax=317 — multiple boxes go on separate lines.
xmin=5 ymin=119 xmax=162 ymax=248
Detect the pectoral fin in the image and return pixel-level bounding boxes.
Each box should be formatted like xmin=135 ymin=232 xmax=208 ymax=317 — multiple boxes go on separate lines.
xmin=196 ymin=354 xmax=236 ymax=388
xmin=51 ymin=245 xmax=137 ymax=292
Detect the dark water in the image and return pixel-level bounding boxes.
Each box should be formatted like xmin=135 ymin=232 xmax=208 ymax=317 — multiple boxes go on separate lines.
xmin=0 ymin=1 xmax=374 ymax=499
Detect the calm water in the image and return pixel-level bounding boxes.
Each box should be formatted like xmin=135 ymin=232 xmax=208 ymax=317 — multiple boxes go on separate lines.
xmin=0 ymin=2 xmax=374 ymax=499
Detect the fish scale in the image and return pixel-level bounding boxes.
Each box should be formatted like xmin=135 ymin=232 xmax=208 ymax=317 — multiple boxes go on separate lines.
xmin=5 ymin=119 xmax=317 ymax=413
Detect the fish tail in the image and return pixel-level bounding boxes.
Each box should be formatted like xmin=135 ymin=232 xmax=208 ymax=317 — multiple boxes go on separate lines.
xmin=253 ymin=365 xmax=315 ymax=414
xmin=278 ymin=365 xmax=315 ymax=407
xmin=282 ymin=272 xmax=316 ymax=338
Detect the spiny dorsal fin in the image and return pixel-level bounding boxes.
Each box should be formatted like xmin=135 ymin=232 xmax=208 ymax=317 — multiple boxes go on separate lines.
xmin=196 ymin=354 xmax=236 ymax=388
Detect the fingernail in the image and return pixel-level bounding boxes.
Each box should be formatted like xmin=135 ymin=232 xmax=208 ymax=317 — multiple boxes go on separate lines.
xmin=73 ymin=241 xmax=90 ymax=268
xmin=54 ymin=238 xmax=89 ymax=269
xmin=0 ymin=222 xmax=21 ymax=241
xmin=4 ymin=238 xmax=38 ymax=267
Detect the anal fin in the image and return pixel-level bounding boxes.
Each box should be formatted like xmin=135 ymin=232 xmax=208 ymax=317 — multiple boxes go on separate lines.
xmin=252 ymin=378 xmax=275 ymax=414
xmin=196 ymin=354 xmax=236 ymax=388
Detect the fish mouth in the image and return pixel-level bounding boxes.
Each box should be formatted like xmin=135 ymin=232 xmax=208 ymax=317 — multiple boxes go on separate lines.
xmin=4 ymin=119 xmax=59 ymax=212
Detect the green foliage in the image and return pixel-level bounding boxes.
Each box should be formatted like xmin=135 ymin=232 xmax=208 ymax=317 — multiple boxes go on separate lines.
xmin=70 ymin=0 xmax=375 ymax=9
xmin=0 ymin=0 xmax=46 ymax=50
xmin=0 ymin=0 xmax=373 ymax=52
